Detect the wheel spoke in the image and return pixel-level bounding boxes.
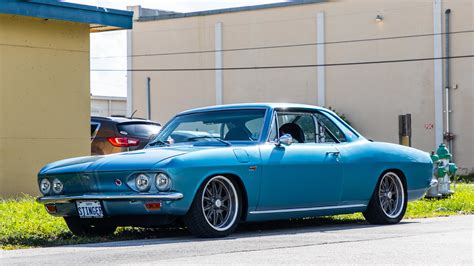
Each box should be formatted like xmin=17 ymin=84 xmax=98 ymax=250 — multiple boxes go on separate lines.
xmin=212 ymin=182 xmax=218 ymax=196
xmin=212 ymin=210 xmax=217 ymax=225
xmin=388 ymin=181 xmax=395 ymax=192
xmin=206 ymin=210 xmax=213 ymax=221
xmin=217 ymin=211 xmax=224 ymax=225
xmin=382 ymin=199 xmax=390 ymax=211
xmin=205 ymin=187 xmax=212 ymax=197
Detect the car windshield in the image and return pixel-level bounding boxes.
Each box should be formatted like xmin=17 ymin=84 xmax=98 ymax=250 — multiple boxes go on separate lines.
xmin=148 ymin=109 xmax=266 ymax=147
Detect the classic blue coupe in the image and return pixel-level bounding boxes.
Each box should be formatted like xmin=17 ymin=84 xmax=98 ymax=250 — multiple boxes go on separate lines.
xmin=37 ymin=103 xmax=434 ymax=237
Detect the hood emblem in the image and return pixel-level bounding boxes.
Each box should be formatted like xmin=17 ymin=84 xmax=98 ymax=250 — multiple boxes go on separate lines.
xmin=115 ymin=179 xmax=123 ymax=186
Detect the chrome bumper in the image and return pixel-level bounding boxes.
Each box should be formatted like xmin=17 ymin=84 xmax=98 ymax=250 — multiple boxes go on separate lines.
xmin=37 ymin=192 xmax=184 ymax=204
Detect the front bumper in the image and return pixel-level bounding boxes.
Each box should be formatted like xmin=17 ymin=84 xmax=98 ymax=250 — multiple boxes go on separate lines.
xmin=37 ymin=192 xmax=183 ymax=204
xmin=36 ymin=192 xmax=186 ymax=217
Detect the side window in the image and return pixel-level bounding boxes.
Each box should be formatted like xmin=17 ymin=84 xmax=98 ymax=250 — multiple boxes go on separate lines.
xmin=245 ymin=117 xmax=264 ymax=140
xmin=277 ymin=112 xmax=315 ymax=143
xmin=314 ymin=113 xmax=347 ymax=143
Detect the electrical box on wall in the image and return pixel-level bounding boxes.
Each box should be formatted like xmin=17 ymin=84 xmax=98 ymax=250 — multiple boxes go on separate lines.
xmin=399 ymin=114 xmax=412 ymax=147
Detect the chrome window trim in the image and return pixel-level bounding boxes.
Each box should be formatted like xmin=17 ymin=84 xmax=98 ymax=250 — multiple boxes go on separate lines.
xmin=152 ymin=108 xmax=269 ymax=146
xmin=265 ymin=110 xmax=279 ymax=143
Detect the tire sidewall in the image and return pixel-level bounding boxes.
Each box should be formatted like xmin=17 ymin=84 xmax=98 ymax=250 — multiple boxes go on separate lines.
xmin=376 ymin=172 xmax=408 ymax=223
xmin=186 ymin=175 xmax=242 ymax=237
xmin=363 ymin=171 xmax=408 ymax=224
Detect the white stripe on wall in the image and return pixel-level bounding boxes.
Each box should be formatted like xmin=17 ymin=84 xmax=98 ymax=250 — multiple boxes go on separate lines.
xmin=126 ymin=29 xmax=133 ymax=116
xmin=317 ymin=12 xmax=326 ymax=107
xmin=215 ymin=22 xmax=223 ymax=105
xmin=433 ymin=0 xmax=443 ymax=146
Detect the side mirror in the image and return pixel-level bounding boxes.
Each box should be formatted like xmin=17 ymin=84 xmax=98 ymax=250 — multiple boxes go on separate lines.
xmin=276 ymin=134 xmax=293 ymax=146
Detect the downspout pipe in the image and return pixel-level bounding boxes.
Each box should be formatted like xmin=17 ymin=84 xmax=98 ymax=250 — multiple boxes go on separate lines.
xmin=147 ymin=77 xmax=151 ymax=120
xmin=443 ymin=9 xmax=454 ymax=159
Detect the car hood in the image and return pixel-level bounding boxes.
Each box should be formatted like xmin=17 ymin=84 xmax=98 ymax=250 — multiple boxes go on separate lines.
xmin=39 ymin=146 xmax=203 ymax=175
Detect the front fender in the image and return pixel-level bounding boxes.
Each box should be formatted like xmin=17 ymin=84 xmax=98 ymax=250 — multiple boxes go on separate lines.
xmin=156 ymin=146 xmax=261 ymax=216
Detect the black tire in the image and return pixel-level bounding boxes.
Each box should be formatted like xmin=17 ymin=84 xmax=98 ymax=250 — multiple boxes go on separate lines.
xmin=64 ymin=217 xmax=117 ymax=236
xmin=363 ymin=171 xmax=407 ymax=224
xmin=184 ymin=175 xmax=242 ymax=238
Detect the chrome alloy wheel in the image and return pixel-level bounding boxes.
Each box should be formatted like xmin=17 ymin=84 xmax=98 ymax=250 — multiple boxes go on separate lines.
xmin=201 ymin=176 xmax=238 ymax=231
xmin=378 ymin=172 xmax=404 ymax=219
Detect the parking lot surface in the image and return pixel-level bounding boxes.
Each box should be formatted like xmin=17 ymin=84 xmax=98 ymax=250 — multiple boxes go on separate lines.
xmin=1 ymin=215 xmax=472 ymax=265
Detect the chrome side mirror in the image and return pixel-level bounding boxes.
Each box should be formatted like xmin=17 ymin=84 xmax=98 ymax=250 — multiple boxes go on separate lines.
xmin=276 ymin=134 xmax=293 ymax=146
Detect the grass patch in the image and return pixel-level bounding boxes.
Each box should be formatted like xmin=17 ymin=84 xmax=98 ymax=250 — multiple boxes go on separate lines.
xmin=1 ymin=184 xmax=473 ymax=250
xmin=334 ymin=183 xmax=474 ymax=221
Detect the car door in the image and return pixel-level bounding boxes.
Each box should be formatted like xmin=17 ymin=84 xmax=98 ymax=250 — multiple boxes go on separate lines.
xmin=257 ymin=110 xmax=344 ymax=211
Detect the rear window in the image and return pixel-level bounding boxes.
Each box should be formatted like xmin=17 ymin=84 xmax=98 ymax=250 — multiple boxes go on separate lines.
xmin=117 ymin=123 xmax=161 ymax=138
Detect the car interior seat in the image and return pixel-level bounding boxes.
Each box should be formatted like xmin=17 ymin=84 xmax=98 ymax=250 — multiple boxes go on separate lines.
xmin=279 ymin=123 xmax=305 ymax=143
xmin=224 ymin=127 xmax=251 ymax=141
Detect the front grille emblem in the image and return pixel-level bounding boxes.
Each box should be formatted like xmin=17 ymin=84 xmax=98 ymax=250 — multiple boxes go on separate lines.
xmin=115 ymin=179 xmax=123 ymax=186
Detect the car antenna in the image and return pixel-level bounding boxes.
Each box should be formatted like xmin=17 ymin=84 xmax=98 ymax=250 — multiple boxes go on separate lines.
xmin=130 ymin=110 xmax=138 ymax=119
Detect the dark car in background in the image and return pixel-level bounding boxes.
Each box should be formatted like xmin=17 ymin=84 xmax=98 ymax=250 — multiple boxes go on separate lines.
xmin=90 ymin=116 xmax=161 ymax=155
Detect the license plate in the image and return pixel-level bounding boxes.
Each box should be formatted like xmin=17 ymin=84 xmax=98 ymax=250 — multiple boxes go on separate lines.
xmin=76 ymin=200 xmax=104 ymax=218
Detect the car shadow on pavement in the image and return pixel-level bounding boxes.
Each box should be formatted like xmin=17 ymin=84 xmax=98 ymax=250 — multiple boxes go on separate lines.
xmin=72 ymin=217 xmax=418 ymax=248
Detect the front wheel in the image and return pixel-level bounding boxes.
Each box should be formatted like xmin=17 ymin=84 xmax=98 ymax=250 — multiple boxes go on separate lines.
xmin=184 ymin=175 xmax=242 ymax=238
xmin=363 ymin=171 xmax=407 ymax=224
xmin=64 ymin=217 xmax=117 ymax=236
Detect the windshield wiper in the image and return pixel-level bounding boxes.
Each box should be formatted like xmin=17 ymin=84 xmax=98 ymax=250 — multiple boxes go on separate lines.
xmin=188 ymin=136 xmax=232 ymax=146
xmin=147 ymin=140 xmax=170 ymax=147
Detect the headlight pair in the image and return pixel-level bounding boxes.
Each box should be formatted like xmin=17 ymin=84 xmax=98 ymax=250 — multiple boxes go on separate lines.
xmin=39 ymin=178 xmax=63 ymax=195
xmin=135 ymin=173 xmax=171 ymax=192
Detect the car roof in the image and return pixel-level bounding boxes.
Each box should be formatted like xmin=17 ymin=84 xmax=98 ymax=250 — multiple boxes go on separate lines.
xmin=91 ymin=116 xmax=161 ymax=125
xmin=178 ymin=103 xmax=325 ymax=115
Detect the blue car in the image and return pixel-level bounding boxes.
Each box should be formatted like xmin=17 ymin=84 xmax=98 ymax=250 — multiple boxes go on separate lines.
xmin=37 ymin=103 xmax=434 ymax=237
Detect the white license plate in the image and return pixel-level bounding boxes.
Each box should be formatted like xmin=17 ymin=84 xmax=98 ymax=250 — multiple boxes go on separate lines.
xmin=76 ymin=200 xmax=104 ymax=218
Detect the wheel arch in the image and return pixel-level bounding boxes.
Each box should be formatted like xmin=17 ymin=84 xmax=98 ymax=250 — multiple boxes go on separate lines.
xmin=197 ymin=173 xmax=249 ymax=222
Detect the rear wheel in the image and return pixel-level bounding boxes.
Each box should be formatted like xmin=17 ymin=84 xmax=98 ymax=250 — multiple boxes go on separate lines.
xmin=363 ymin=171 xmax=407 ymax=224
xmin=64 ymin=217 xmax=117 ymax=236
xmin=184 ymin=175 xmax=242 ymax=238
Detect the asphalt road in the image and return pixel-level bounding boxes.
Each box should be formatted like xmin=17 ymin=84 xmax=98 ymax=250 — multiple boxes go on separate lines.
xmin=1 ymin=215 xmax=472 ymax=265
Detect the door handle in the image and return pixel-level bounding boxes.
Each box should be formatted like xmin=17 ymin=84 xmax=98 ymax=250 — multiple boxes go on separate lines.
xmin=326 ymin=151 xmax=340 ymax=156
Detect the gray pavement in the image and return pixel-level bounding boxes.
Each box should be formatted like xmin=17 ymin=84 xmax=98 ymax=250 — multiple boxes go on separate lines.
xmin=1 ymin=215 xmax=473 ymax=265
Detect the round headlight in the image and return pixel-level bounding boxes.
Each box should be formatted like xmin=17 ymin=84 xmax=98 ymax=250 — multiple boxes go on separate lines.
xmin=40 ymin=179 xmax=51 ymax=194
xmin=155 ymin=173 xmax=171 ymax=191
xmin=52 ymin=178 xmax=63 ymax=194
xmin=135 ymin=174 xmax=151 ymax=192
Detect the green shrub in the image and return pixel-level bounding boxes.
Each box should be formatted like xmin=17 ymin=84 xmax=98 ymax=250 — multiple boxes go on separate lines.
xmin=326 ymin=106 xmax=351 ymax=126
